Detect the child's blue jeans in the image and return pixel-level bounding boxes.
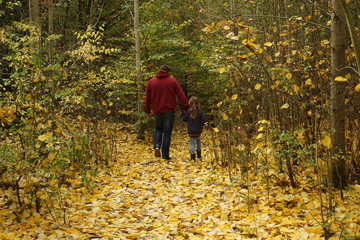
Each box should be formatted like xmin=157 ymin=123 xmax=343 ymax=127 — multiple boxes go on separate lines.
xmin=190 ymin=136 xmax=201 ymax=155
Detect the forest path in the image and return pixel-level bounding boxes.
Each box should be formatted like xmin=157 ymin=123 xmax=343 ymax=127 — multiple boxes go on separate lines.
xmin=59 ymin=125 xmax=359 ymax=240
xmin=2 ymin=125 xmax=359 ymax=239
xmin=56 ymin=125 xmax=262 ymax=240
xmin=83 ymin=127 xmax=242 ymax=239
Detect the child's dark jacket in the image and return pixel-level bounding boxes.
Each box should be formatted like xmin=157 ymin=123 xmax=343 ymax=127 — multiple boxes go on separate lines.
xmin=182 ymin=109 xmax=206 ymax=137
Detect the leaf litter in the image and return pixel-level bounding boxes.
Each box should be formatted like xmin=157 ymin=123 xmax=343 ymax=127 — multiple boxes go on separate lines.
xmin=0 ymin=126 xmax=359 ymax=240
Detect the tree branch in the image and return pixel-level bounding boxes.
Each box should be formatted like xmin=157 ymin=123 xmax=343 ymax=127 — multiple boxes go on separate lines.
xmin=340 ymin=0 xmax=360 ymax=76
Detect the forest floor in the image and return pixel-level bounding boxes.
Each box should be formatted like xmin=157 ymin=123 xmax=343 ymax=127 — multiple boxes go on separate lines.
xmin=0 ymin=123 xmax=359 ymax=240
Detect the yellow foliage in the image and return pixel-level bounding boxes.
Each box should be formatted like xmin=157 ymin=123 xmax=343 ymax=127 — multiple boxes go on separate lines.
xmin=293 ymin=84 xmax=300 ymax=93
xmin=280 ymin=103 xmax=289 ymax=109
xmin=0 ymin=107 xmax=16 ymax=125
xmin=1 ymin=127 xmax=359 ymax=239
xmin=321 ymin=135 xmax=332 ymax=149
xmin=221 ymin=112 xmax=229 ymax=120
xmin=286 ymin=73 xmax=292 ymax=80
xmin=335 ymin=76 xmax=347 ymax=82
xmin=355 ymin=83 xmax=360 ymax=92
xmin=305 ymin=79 xmax=313 ymax=85
xmin=38 ymin=132 xmax=53 ymax=141
xmin=255 ymin=83 xmax=262 ymax=90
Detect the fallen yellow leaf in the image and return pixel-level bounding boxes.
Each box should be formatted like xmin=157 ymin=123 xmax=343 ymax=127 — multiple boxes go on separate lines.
xmin=286 ymin=73 xmax=292 ymax=80
xmin=38 ymin=132 xmax=53 ymax=141
xmin=221 ymin=112 xmax=229 ymax=121
xmin=255 ymin=83 xmax=262 ymax=90
xmin=280 ymin=103 xmax=289 ymax=109
xmin=305 ymin=79 xmax=312 ymax=85
xmin=335 ymin=76 xmax=347 ymax=82
xmin=355 ymin=83 xmax=360 ymax=92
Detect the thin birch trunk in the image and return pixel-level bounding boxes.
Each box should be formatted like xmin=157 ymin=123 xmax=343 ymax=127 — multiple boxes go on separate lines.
xmin=134 ymin=0 xmax=142 ymax=112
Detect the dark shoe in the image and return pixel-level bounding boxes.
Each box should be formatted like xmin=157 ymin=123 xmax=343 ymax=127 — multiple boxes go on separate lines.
xmin=154 ymin=148 xmax=161 ymax=157
xmin=191 ymin=154 xmax=196 ymax=161
xmin=162 ymin=157 xmax=172 ymax=160
xmin=196 ymin=150 xmax=202 ymax=159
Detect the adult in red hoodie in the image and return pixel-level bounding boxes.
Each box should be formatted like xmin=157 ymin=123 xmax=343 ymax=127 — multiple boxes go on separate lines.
xmin=145 ymin=65 xmax=189 ymax=160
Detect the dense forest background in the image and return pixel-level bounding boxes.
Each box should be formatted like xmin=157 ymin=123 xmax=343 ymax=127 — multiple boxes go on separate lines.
xmin=0 ymin=0 xmax=359 ymax=238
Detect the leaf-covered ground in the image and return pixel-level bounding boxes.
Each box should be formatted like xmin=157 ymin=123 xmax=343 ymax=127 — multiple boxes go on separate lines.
xmin=1 ymin=126 xmax=359 ymax=239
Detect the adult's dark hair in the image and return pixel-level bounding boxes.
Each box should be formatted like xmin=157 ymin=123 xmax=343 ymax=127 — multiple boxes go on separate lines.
xmin=160 ymin=65 xmax=171 ymax=72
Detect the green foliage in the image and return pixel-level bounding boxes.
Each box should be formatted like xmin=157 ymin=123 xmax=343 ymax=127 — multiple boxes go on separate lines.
xmin=0 ymin=18 xmax=128 ymax=218
xmin=134 ymin=111 xmax=152 ymax=140
xmin=273 ymin=129 xmax=316 ymax=166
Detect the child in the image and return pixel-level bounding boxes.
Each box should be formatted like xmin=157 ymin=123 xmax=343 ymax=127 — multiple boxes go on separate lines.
xmin=182 ymin=96 xmax=206 ymax=161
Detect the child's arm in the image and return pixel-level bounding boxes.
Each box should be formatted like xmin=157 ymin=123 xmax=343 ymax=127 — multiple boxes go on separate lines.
xmin=200 ymin=110 xmax=206 ymax=125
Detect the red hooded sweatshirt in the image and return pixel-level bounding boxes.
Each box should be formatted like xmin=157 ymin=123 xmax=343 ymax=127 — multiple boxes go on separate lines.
xmin=145 ymin=70 xmax=189 ymax=114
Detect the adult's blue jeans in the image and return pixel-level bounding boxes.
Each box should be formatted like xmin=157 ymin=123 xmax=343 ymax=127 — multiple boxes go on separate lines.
xmin=154 ymin=112 xmax=175 ymax=159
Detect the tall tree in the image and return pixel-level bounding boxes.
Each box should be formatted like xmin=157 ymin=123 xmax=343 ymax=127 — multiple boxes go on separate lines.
xmin=29 ymin=0 xmax=41 ymax=29
xmin=29 ymin=0 xmax=41 ymax=48
xmin=48 ymin=0 xmax=55 ymax=62
xmin=330 ymin=0 xmax=347 ymax=189
xmin=134 ymin=0 xmax=142 ymax=112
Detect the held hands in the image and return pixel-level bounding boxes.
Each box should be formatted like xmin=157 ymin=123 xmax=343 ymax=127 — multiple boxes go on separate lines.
xmin=146 ymin=113 xmax=153 ymax=119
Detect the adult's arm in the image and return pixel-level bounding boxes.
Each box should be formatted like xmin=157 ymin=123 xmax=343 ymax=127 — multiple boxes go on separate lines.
xmin=175 ymin=81 xmax=189 ymax=111
xmin=145 ymin=82 xmax=152 ymax=114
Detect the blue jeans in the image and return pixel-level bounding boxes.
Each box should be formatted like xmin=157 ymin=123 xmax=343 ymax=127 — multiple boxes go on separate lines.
xmin=190 ymin=136 xmax=201 ymax=155
xmin=154 ymin=112 xmax=175 ymax=159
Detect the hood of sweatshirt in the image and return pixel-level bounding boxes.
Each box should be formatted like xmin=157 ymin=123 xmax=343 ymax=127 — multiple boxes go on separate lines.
xmin=155 ymin=70 xmax=170 ymax=78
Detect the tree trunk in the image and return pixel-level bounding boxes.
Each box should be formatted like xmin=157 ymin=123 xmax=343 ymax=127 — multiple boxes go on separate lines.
xmin=29 ymin=0 xmax=41 ymax=47
xmin=134 ymin=0 xmax=142 ymax=112
xmin=29 ymin=0 xmax=42 ymax=149
xmin=29 ymin=0 xmax=41 ymax=30
xmin=78 ymin=0 xmax=83 ymax=29
xmin=330 ymin=0 xmax=347 ymax=189
xmin=48 ymin=0 xmax=54 ymax=62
